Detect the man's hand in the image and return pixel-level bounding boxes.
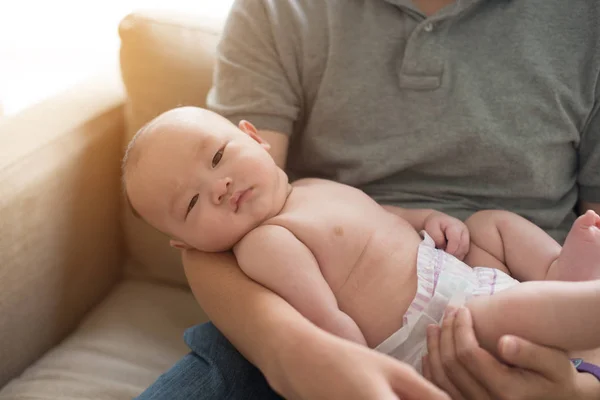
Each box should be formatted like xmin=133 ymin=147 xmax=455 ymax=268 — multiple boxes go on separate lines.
xmin=424 ymin=211 xmax=470 ymax=260
xmin=273 ymin=328 xmax=450 ymax=400
xmin=423 ymin=307 xmax=598 ymax=400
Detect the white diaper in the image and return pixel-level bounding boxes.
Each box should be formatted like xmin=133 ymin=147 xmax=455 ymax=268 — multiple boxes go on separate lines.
xmin=375 ymin=232 xmax=519 ymax=373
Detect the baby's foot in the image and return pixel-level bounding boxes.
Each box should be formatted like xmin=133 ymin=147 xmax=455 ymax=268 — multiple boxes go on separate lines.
xmin=554 ymin=210 xmax=600 ymax=281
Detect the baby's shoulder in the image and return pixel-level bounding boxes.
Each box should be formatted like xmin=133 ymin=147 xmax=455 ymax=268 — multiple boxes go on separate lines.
xmin=290 ymin=179 xmax=372 ymax=211
xmin=291 ymin=177 xmax=336 ymax=188
xmin=290 ymin=178 xmax=358 ymax=195
xmin=235 ymin=223 xmax=289 ymax=252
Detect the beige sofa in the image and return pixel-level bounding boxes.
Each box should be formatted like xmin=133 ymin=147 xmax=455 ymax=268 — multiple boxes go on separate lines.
xmin=0 ymin=11 xmax=225 ymax=399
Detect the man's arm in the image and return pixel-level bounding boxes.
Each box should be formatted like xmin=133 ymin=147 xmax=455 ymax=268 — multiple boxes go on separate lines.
xmin=182 ymin=251 xmax=449 ymax=400
xmin=234 ymin=225 xmax=366 ymax=345
xmin=182 ymin=250 xmax=323 ymax=387
xmin=260 ymin=129 xmax=289 ymax=167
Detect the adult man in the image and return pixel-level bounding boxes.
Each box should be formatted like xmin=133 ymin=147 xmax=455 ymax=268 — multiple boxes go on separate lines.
xmin=136 ymin=1 xmax=600 ymax=398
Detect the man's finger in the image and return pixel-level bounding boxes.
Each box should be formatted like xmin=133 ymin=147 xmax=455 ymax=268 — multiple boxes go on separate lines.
xmin=389 ymin=362 xmax=451 ymax=400
xmin=439 ymin=309 xmax=491 ymax=400
xmin=426 ymin=324 xmax=464 ymax=400
xmin=452 ymin=307 xmax=517 ymax=397
xmin=497 ymin=335 xmax=573 ymax=381
xmin=422 ymin=355 xmax=432 ymax=381
xmin=440 ymin=309 xmax=458 ymax=370
xmin=375 ymin=386 xmax=402 ymax=400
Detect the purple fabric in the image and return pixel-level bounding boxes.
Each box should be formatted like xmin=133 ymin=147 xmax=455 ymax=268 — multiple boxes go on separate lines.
xmin=572 ymin=358 xmax=600 ymax=381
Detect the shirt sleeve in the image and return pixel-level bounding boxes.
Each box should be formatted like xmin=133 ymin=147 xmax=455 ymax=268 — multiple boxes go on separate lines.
xmin=578 ymin=87 xmax=600 ymax=203
xmin=206 ymin=0 xmax=301 ymax=136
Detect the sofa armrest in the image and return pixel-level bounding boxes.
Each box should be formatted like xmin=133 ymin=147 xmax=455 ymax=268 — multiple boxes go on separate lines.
xmin=0 ymin=73 xmax=126 ymax=386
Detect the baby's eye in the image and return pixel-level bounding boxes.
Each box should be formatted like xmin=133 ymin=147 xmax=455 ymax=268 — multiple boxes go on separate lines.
xmin=186 ymin=194 xmax=199 ymax=217
xmin=212 ymin=147 xmax=224 ymax=168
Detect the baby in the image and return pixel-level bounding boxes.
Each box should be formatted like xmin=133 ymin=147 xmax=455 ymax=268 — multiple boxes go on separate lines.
xmin=122 ymin=106 xmax=600 ymax=373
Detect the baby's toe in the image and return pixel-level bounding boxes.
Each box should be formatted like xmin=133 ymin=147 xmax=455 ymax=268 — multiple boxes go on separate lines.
xmin=576 ymin=210 xmax=598 ymax=229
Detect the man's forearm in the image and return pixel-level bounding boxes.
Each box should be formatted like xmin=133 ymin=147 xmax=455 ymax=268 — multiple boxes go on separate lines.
xmin=321 ymin=311 xmax=367 ymax=346
xmin=181 ymin=249 xmax=328 ymax=387
xmin=382 ymin=205 xmax=436 ymax=231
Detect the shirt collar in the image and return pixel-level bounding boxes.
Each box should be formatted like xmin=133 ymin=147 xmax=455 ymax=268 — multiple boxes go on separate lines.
xmin=382 ymin=0 xmax=484 ymax=19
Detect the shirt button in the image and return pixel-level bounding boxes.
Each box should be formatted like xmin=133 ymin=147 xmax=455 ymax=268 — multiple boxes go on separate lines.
xmin=424 ymin=23 xmax=434 ymax=32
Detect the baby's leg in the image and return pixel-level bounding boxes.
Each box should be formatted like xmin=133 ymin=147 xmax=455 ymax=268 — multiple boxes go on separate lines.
xmin=464 ymin=210 xmax=561 ymax=282
xmin=465 ymin=280 xmax=600 ymax=356
xmin=553 ymin=210 xmax=600 ymax=281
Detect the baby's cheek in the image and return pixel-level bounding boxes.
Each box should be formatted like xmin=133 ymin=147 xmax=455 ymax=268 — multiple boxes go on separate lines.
xmin=195 ymin=230 xmax=235 ymax=252
xmin=210 ymin=216 xmax=249 ymax=251
xmin=251 ymin=153 xmax=275 ymax=176
xmin=187 ymin=215 xmax=222 ymax=251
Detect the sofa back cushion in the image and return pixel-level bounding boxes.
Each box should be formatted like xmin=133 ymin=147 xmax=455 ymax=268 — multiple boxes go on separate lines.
xmin=0 ymin=77 xmax=125 ymax=386
xmin=119 ymin=11 xmax=222 ymax=285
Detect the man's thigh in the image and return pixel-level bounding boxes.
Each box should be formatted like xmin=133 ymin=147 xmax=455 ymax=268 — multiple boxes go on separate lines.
xmin=135 ymin=322 xmax=283 ymax=400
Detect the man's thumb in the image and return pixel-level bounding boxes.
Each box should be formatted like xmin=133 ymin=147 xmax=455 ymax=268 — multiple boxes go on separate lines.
xmin=498 ymin=335 xmax=570 ymax=380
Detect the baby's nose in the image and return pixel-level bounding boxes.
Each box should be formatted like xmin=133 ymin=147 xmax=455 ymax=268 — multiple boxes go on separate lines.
xmin=211 ymin=177 xmax=232 ymax=205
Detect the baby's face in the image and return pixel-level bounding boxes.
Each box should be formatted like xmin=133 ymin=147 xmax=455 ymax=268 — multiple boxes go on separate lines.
xmin=126 ymin=108 xmax=288 ymax=252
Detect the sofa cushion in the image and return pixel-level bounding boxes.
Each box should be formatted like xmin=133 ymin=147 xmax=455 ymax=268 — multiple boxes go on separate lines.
xmin=119 ymin=11 xmax=223 ymax=286
xmin=0 ymin=279 xmax=208 ymax=400
xmin=0 ymin=75 xmax=125 ymax=387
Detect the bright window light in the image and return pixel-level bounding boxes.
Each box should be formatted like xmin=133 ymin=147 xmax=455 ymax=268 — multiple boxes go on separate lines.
xmin=0 ymin=1 xmax=234 ymax=116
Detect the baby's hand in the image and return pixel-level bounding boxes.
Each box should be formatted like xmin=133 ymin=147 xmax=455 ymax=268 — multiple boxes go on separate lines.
xmin=423 ymin=211 xmax=470 ymax=260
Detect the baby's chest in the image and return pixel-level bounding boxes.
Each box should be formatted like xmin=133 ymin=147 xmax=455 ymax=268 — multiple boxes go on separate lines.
xmin=279 ymin=210 xmax=368 ymax=265
xmin=272 ymin=197 xmax=379 ymax=288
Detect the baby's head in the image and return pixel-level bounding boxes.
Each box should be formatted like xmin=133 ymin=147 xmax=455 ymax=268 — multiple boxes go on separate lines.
xmin=122 ymin=106 xmax=289 ymax=252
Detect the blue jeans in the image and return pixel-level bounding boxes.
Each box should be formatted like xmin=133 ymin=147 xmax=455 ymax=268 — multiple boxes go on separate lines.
xmin=135 ymin=323 xmax=283 ymax=399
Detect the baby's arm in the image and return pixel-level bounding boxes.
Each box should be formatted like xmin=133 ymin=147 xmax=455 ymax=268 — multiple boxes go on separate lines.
xmin=383 ymin=205 xmax=470 ymax=260
xmin=234 ymin=225 xmax=367 ymax=346
xmin=465 ymin=279 xmax=600 ymax=356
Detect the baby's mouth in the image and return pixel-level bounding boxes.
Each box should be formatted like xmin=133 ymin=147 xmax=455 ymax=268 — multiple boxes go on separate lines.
xmin=229 ymin=188 xmax=253 ymax=212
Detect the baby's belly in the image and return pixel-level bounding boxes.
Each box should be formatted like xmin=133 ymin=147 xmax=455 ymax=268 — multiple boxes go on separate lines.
xmin=333 ymin=222 xmax=422 ymax=348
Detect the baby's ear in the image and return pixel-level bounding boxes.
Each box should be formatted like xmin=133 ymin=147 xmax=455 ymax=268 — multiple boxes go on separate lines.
xmin=170 ymin=239 xmax=192 ymax=250
xmin=238 ymin=120 xmax=271 ymax=150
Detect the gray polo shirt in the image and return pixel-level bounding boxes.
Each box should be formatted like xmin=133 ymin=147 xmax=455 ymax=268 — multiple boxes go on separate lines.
xmin=207 ymin=0 xmax=600 ymax=243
